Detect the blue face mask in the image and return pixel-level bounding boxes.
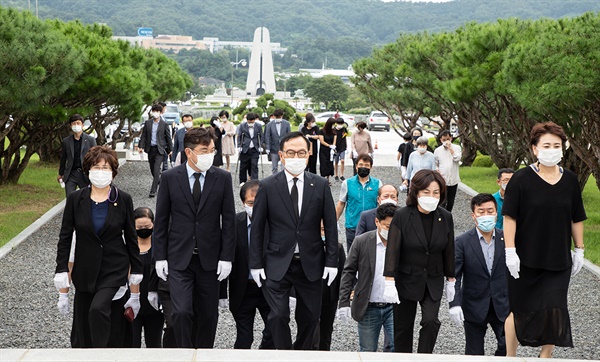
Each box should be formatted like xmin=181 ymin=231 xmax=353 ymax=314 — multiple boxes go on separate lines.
xmin=476 ymin=215 xmax=496 ymax=233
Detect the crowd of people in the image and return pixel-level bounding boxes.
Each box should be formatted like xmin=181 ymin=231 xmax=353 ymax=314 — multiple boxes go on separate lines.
xmin=54 ymin=110 xmax=587 ymax=358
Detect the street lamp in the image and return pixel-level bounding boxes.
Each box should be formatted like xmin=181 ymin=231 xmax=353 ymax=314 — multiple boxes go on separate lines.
xmin=230 ymin=58 xmax=247 ymax=106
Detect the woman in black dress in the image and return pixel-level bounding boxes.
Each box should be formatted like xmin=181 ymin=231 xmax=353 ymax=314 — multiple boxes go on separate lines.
xmin=318 ymin=117 xmax=337 ymax=182
xmin=503 ymin=122 xmax=586 ymax=358
xmin=301 ymin=113 xmax=319 ymax=173
xmin=210 ymin=116 xmax=225 ymax=167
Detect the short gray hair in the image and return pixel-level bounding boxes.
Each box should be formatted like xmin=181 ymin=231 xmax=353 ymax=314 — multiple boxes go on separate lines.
xmin=416 ymin=136 xmax=429 ymax=146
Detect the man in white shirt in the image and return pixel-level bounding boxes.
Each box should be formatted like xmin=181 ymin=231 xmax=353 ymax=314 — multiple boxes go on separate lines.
xmin=434 ymin=130 xmax=462 ymax=212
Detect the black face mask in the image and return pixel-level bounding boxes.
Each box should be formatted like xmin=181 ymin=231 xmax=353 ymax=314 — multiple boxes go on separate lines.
xmin=412 ymin=136 xmax=419 ymax=141
xmin=136 ymin=228 xmax=153 ymax=239
xmin=357 ymin=167 xmax=370 ymax=178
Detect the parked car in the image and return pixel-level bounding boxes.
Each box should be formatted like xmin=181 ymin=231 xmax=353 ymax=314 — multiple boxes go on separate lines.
xmin=162 ymin=103 xmax=181 ymax=127
xmin=314 ymin=112 xmax=355 ymax=127
xmin=367 ymin=111 xmax=390 ymax=132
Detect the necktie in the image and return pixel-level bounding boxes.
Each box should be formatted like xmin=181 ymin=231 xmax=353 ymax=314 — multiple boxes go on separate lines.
xmin=291 ymin=177 xmax=299 ymax=221
xmin=193 ymin=172 xmax=202 ymax=207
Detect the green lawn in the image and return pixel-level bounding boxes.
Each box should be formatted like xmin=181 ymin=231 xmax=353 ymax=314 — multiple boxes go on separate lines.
xmin=460 ymin=166 xmax=600 ymax=265
xmin=0 ymin=157 xmax=63 ymax=247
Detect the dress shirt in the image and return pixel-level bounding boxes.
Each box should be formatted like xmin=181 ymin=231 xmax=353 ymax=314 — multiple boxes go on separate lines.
xmin=151 ymin=120 xmax=159 ymax=146
xmin=284 ymin=169 xmax=304 ymax=253
xmin=248 ymin=124 xmax=255 ymax=148
xmin=369 ymin=231 xmax=387 ymax=303
xmin=247 ymin=213 xmax=253 ymax=279
xmin=186 ymin=162 xmax=206 ymax=193
xmin=276 ymin=121 xmax=281 ymax=136
xmin=434 ymin=144 xmax=462 ymax=186
xmin=476 ymin=228 xmax=496 ymax=275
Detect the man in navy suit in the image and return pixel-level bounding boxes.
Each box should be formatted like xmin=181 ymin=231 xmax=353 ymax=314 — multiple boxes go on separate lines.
xmin=449 ymin=193 xmax=509 ymax=356
xmin=237 ymin=112 xmax=264 ymax=186
xmin=138 ymin=104 xmax=173 ymax=198
xmin=154 ymin=127 xmax=235 ymax=348
xmin=58 ymin=114 xmax=97 ymax=196
xmin=249 ymin=131 xmax=338 ymax=350
xmin=264 ymin=109 xmax=291 ymax=174
xmin=355 ymin=184 xmax=399 ymax=237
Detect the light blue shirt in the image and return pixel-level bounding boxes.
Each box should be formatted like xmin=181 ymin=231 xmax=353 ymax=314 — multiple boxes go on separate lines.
xmin=406 ymin=151 xmax=435 ymax=180
xmin=186 ymin=162 xmax=206 ymax=193
xmin=476 ymin=228 xmax=496 ymax=275
xmin=151 ymin=120 xmax=159 ymax=146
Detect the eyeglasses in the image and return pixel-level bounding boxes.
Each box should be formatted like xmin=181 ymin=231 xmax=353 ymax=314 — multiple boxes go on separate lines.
xmin=283 ymin=150 xmax=308 ymax=158
xmin=190 ymin=149 xmax=216 ymax=156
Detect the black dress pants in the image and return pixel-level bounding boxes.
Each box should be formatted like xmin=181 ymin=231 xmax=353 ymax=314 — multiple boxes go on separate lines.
xmin=232 ymin=281 xmax=274 ymax=349
xmin=464 ymin=300 xmax=506 ymax=356
xmin=157 ymin=279 xmax=176 ymax=348
xmin=72 ymin=287 xmax=120 ymax=348
xmin=306 ymin=154 xmax=317 ymax=174
xmin=441 ymin=184 xmax=458 ymax=212
xmin=148 ymin=146 xmax=163 ymax=194
xmin=313 ymin=300 xmax=337 ymax=350
xmin=263 ymin=259 xmax=322 ymax=350
xmin=132 ymin=310 xmax=164 ymax=348
xmin=393 ymin=287 xmax=441 ymax=353
xmin=239 ymin=148 xmax=259 ymax=183
xmin=65 ymin=169 xmax=88 ymax=197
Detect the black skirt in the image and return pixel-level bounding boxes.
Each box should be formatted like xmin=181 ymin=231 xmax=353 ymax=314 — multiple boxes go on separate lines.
xmin=507 ymin=264 xmax=573 ymax=347
xmin=319 ymin=149 xmax=334 ymax=177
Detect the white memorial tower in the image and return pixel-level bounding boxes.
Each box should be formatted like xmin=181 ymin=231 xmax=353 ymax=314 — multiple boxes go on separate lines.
xmin=245 ymin=27 xmax=276 ymax=96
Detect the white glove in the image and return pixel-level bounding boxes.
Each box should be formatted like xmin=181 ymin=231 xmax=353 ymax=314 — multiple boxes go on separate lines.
xmin=129 ymin=273 xmax=143 ymax=286
xmin=330 ymin=145 xmax=336 ymax=150
xmin=266 ymin=149 xmax=270 ymax=155
xmin=448 ymin=306 xmax=464 ymax=327
xmin=322 ymin=267 xmax=338 ymax=286
xmin=383 ymin=279 xmax=400 ymax=304
xmin=352 ymin=150 xmax=358 ymax=158
xmin=250 ymin=268 xmax=266 ymax=287
xmin=147 ymin=291 xmax=159 ymax=311
xmin=289 ymin=297 xmax=297 ymax=313
xmin=259 ymin=147 xmax=264 ymax=153
xmin=53 ymin=272 xmax=70 ymax=291
xmin=401 ymin=166 xmax=407 ymax=180
xmin=368 ymin=152 xmax=373 ymax=158
xmin=571 ymin=248 xmax=584 ymax=276
xmin=124 ymin=292 xmax=141 ymax=319
xmin=336 ymin=306 xmax=351 ymax=323
xmin=446 ymin=280 xmax=456 ymax=303
xmin=237 ymin=147 xmax=242 ymax=153
xmin=218 ymin=299 xmax=229 ymax=309
xmin=505 ymin=247 xmax=520 ymax=279
xmin=171 ymin=162 xmax=176 ymax=167
xmin=214 ymin=120 xmax=222 ymax=128
xmin=57 ymin=292 xmax=69 ymax=316
xmin=216 ymin=260 xmax=232 ymax=281
xmin=155 ymin=260 xmax=169 ymax=282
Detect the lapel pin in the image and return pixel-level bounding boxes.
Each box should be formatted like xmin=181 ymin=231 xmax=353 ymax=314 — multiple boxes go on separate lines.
xmin=114 ymin=203 xmax=118 ymax=207
xmin=438 ymin=218 xmax=442 ymax=221
xmin=310 ymin=183 xmax=314 ymax=187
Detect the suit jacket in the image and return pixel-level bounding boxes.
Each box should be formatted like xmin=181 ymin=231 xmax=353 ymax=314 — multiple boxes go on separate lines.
xmin=153 ymin=164 xmax=236 ymax=271
xmin=139 ymin=119 xmax=172 ymax=155
xmin=322 ymin=242 xmax=346 ymax=306
xmin=172 ymin=127 xmax=187 ymax=162
xmin=236 ymin=122 xmax=263 ymax=154
xmin=264 ymin=119 xmax=291 ymax=152
xmin=383 ymin=205 xmax=455 ymax=302
xmin=59 ymin=133 xmax=96 ymax=182
xmin=355 ymin=208 xmax=377 ymax=237
xmin=450 ymin=228 xmax=509 ymax=324
xmin=55 ymin=187 xmax=142 ymax=293
xmin=249 ymin=171 xmax=338 ymax=282
xmin=339 ymin=230 xmax=380 ymax=321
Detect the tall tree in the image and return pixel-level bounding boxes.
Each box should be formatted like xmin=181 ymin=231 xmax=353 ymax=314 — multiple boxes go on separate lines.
xmin=305 ymin=75 xmax=349 ymax=110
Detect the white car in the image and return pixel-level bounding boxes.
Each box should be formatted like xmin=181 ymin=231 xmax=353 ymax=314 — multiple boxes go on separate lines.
xmin=367 ymin=111 xmax=390 ymax=132
xmin=314 ymin=112 xmax=355 ymax=127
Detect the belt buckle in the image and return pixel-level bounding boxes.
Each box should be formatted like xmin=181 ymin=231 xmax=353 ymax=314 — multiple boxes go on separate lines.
xmin=292 ymin=253 xmax=301 ymax=261
xmin=192 ymin=247 xmax=199 ymax=255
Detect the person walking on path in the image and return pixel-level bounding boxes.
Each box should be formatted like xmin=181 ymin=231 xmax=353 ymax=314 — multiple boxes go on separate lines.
xmin=265 ymin=109 xmax=291 ymax=174
xmin=492 ymin=168 xmax=514 ymax=230
xmin=318 ymin=118 xmax=337 ymax=183
xmin=219 ymin=110 xmax=237 ymax=172
xmin=350 ymin=122 xmax=373 ymax=176
xmin=434 ymin=130 xmax=462 ymax=212
xmin=138 ymin=104 xmax=173 ymax=198
xmin=58 ymin=114 xmax=96 ymax=197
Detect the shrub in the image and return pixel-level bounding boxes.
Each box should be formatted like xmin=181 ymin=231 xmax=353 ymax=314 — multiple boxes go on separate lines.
xmin=472 ymin=154 xmax=494 ymax=167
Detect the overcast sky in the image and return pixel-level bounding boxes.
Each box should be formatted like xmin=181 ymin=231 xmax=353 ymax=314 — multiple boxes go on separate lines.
xmin=381 ymin=0 xmax=454 ymax=2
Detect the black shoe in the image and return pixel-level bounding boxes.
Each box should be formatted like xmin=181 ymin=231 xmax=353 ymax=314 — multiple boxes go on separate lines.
xmin=340 ymin=176 xmax=345 ymax=181
xmin=149 ymin=193 xmax=156 ymax=198
xmin=335 ymin=176 xmax=339 ymax=181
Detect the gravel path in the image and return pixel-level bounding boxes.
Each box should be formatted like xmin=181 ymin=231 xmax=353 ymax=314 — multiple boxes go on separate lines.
xmin=1 ymin=161 xmax=598 ymax=359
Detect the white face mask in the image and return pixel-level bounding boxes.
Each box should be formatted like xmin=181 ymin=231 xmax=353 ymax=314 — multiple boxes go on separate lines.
xmin=380 ymin=198 xmax=397 ymax=206
xmin=417 ymin=147 xmax=427 ymax=154
xmin=536 ymin=148 xmax=562 ymax=167
xmin=283 ymin=157 xmax=307 ymax=175
xmin=501 ymin=183 xmax=507 ymax=191
xmin=244 ymin=204 xmax=253 ymax=218
xmin=418 ymin=196 xmax=439 ymax=212
xmin=151 ymin=112 xmax=160 ymax=119
xmin=88 ymin=170 xmax=112 ymax=188
xmin=193 ymin=152 xmax=213 ymax=172
xmin=379 ymin=227 xmax=389 ymax=240
xmin=71 ymin=125 xmax=82 ymax=133
xmin=184 ymin=121 xmax=193 ymax=129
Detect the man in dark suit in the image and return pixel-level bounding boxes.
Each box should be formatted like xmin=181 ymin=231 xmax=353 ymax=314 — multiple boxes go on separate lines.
xmin=355 ymin=184 xmax=399 ymax=237
xmin=249 ymin=131 xmax=338 ymax=350
xmin=58 ymin=114 xmax=96 ymax=197
xmin=236 ymin=112 xmax=263 ymax=186
xmin=338 ymin=203 xmax=399 ymax=352
xmin=171 ymin=114 xmax=194 ymax=166
xmin=264 ymin=109 xmax=291 ymax=174
xmin=222 ymin=180 xmax=274 ymax=349
xmin=138 ymin=104 xmax=173 ymax=198
xmin=153 ymin=127 xmax=235 ymax=348
xmin=450 ymin=193 xmax=509 ymax=356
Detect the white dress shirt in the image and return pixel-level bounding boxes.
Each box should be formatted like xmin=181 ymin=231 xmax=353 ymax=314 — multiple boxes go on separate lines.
xmin=369 ymin=231 xmax=387 ymax=303
xmin=434 ymin=144 xmax=462 ymax=186
xmin=248 ymin=124 xmax=255 ymax=148
xmin=284 ymin=169 xmax=304 ymax=253
xmin=186 ymin=162 xmax=206 ymax=192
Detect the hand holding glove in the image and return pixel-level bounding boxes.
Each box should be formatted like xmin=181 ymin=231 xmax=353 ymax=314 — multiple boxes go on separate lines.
xmin=214 ymin=120 xmax=222 ymax=128
xmin=445 ymin=280 xmax=456 ymax=303
xmin=155 ymin=260 xmax=169 ymax=282
xmin=289 ymin=297 xmax=297 ymax=313
xmin=259 ymin=147 xmax=264 ymax=153
xmin=322 ymin=267 xmax=338 ymax=286
xmin=216 ymin=261 xmax=232 ymax=281
xmin=330 ymin=145 xmax=336 ymax=150
xmin=382 ymin=279 xmax=400 ymax=304
xmin=448 ymin=306 xmax=464 ymax=327
xmin=54 ymin=272 xmax=70 ymax=291
xmin=250 ymin=268 xmax=266 ymax=287
xmin=218 ymin=299 xmax=229 ymax=309
xmin=129 ymin=274 xmax=143 ymax=286
xmin=352 ymin=150 xmax=358 ymax=159
xmin=571 ymin=248 xmax=584 ymax=276
xmin=505 ymin=247 xmax=520 ymax=279
xmin=237 ymin=147 xmax=242 ymax=153
xmin=147 ymin=291 xmax=159 ymax=311
xmin=57 ymin=292 xmax=69 ymax=316
xmin=336 ymin=306 xmax=351 ymax=323
xmin=124 ymin=293 xmax=141 ymax=319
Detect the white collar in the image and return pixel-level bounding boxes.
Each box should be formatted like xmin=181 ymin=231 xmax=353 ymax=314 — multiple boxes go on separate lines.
xmin=376 ymin=230 xmax=385 ymax=246
xmin=284 ymin=169 xmax=305 ymax=184
xmin=186 ymin=161 xmax=207 ymax=179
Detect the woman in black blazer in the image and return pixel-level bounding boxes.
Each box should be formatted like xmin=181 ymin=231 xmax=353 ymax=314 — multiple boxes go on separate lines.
xmin=384 ymin=169 xmax=456 ymax=354
xmin=54 ymin=146 xmax=143 ymax=348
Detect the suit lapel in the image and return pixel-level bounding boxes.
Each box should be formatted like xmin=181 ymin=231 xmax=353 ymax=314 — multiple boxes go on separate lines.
xmin=430 ymin=209 xmax=443 ymax=247
xmin=275 ymin=172 xmax=297 ymax=224
xmin=79 ymin=188 xmax=102 ymax=244
xmin=176 ymin=166 xmax=196 ymax=213
xmin=97 ymin=187 xmax=117 ymax=238
xmin=368 ymin=232 xmax=377 ymax=276
xmin=409 ymin=207 xmax=428 ymax=250
xmin=298 ymin=172 xmax=314 ymax=224
xmin=490 ymin=231 xmax=504 ymax=276
xmin=197 ymin=167 xmax=217 ymax=214
xmin=69 ymin=135 xmax=75 ymax=160
xmin=467 ymin=229 xmax=490 ymax=275
xmin=240 ymin=213 xmax=250 ymax=263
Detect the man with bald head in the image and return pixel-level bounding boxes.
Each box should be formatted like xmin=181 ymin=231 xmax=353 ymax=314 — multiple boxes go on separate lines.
xmin=355 ymin=184 xmax=399 ymax=237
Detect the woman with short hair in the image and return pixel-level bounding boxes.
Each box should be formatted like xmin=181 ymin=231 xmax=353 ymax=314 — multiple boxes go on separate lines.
xmin=403 ymin=136 xmax=435 ymax=190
